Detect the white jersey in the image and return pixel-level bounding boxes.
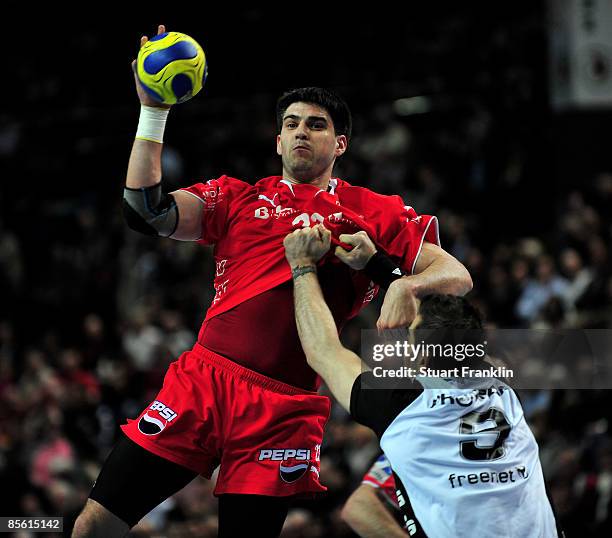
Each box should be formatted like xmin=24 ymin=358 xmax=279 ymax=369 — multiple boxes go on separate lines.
xmin=350 ymin=373 xmax=561 ymax=538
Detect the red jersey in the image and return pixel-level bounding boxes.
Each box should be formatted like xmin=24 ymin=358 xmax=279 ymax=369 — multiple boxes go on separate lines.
xmin=180 ymin=175 xmax=439 ymax=389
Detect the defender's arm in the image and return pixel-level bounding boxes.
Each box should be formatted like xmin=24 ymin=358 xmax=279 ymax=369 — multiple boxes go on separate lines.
xmin=342 ymin=484 xmax=407 ymax=538
xmin=284 ymin=226 xmax=365 ymax=411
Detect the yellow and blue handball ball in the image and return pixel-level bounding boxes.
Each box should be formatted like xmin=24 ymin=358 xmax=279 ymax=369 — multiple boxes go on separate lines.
xmin=136 ymin=31 xmax=207 ymax=105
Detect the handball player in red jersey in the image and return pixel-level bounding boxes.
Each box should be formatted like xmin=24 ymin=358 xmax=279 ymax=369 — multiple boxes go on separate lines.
xmin=72 ymin=25 xmax=471 ymax=538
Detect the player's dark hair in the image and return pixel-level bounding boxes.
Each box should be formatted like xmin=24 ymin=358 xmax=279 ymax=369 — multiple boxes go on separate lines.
xmin=276 ymin=87 xmax=352 ymax=141
xmin=417 ymin=294 xmax=483 ymax=332
xmin=416 ymin=295 xmax=486 ymax=369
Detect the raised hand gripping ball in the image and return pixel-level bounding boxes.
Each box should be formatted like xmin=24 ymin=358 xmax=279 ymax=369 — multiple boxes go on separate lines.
xmin=136 ymin=31 xmax=207 ymax=105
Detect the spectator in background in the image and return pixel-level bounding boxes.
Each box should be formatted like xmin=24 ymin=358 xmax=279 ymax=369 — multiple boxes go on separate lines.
xmin=78 ymin=314 xmax=111 ymax=372
xmin=0 ymin=218 xmax=24 ymax=317
xmin=157 ymin=310 xmax=195 ymax=360
xmin=486 ymin=264 xmax=520 ymax=326
xmin=121 ymin=306 xmax=164 ymax=372
xmin=559 ymin=248 xmax=593 ymax=315
xmin=558 ymin=192 xmax=601 ymax=254
xmin=590 ymin=172 xmax=612 ymax=219
xmin=510 ymin=256 xmax=530 ymax=292
xmin=576 ymin=237 xmax=611 ymax=317
xmin=438 ymin=210 xmax=471 ymax=264
xmin=533 ymin=297 xmax=567 ymax=329
xmin=516 ymin=254 xmax=569 ymax=324
xmin=352 ymin=103 xmax=412 ymax=196
xmin=407 ymin=165 xmax=443 ymax=215
xmin=30 ymin=407 xmax=75 ymax=489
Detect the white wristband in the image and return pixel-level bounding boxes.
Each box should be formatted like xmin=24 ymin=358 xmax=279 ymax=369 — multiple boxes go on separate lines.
xmin=135 ymin=105 xmax=170 ymax=144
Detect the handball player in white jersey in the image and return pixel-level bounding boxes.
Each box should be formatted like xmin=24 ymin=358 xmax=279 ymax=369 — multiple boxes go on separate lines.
xmin=284 ymin=225 xmax=564 ymax=538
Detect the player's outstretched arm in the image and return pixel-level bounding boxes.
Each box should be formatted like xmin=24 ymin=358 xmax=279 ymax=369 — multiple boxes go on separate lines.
xmin=342 ymin=485 xmax=407 ymax=538
xmin=284 ymin=225 xmax=365 ymax=411
xmin=123 ymin=24 xmax=203 ymax=242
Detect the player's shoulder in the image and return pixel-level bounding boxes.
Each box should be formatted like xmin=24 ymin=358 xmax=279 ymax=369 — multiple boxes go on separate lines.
xmin=336 ymin=178 xmax=405 ymax=208
xmin=209 ymin=175 xmax=255 ymax=189
xmin=182 ymin=175 xmax=251 ymax=188
xmin=178 ymin=176 xmax=259 ymax=213
xmin=182 ymin=175 xmax=257 ymax=197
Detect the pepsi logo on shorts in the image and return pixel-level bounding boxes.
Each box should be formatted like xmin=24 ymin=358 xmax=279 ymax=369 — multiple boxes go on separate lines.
xmin=258 ymin=446 xmax=321 ymax=483
xmin=137 ymin=400 xmax=179 ymax=436
xmin=279 ymin=458 xmax=315 ymax=483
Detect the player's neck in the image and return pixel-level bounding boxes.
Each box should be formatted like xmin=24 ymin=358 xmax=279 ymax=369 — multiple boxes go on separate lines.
xmin=282 ymin=169 xmax=331 ymax=190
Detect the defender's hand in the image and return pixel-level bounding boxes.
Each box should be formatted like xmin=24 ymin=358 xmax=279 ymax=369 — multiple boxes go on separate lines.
xmin=334 ymin=231 xmax=377 ymax=270
xmin=131 ymin=24 xmax=171 ymax=109
xmin=377 ymin=278 xmax=419 ymax=331
xmin=284 ymin=224 xmax=332 ymax=267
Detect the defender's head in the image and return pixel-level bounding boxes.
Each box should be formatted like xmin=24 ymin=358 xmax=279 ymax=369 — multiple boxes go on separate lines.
xmin=410 ymin=294 xmax=485 ymax=369
xmin=411 ymin=294 xmax=483 ymax=332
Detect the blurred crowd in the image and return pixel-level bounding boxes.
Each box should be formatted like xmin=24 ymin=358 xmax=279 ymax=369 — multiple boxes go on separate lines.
xmin=2 ymin=6 xmax=612 ymax=538
xmin=1 ymin=114 xmax=611 ymax=537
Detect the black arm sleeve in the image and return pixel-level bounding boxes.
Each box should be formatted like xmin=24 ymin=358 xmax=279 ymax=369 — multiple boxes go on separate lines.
xmin=349 ymin=371 xmax=423 ymax=438
xmin=364 ymin=251 xmax=405 ymax=290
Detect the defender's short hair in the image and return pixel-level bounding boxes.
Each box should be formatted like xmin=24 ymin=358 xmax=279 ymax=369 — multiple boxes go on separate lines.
xmin=418 ymin=294 xmax=484 ymax=331
xmin=416 ymin=295 xmax=485 ymax=361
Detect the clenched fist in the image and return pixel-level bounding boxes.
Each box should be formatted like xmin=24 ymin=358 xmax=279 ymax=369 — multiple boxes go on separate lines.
xmin=284 ymin=224 xmax=332 ymax=267
xmin=334 ymin=230 xmax=377 ymax=270
xmin=377 ymin=278 xmax=420 ymax=331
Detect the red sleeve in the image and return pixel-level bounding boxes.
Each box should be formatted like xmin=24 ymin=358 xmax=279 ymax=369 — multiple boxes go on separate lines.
xmin=375 ymin=196 xmax=440 ymax=275
xmin=180 ymin=175 xmax=250 ymax=246
xmin=361 ymin=454 xmax=397 ymax=501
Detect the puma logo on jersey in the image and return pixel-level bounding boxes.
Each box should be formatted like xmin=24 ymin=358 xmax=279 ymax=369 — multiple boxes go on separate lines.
xmin=258 ymin=193 xmax=279 ymax=207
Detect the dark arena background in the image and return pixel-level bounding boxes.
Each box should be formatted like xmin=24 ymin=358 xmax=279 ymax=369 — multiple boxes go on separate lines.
xmin=2 ymin=2 xmax=612 ymax=536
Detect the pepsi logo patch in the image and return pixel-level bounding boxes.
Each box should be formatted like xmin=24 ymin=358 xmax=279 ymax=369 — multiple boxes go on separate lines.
xmin=138 ymin=413 xmax=166 ymax=435
xmin=279 ymin=459 xmax=312 ymax=483
xmin=137 ymin=400 xmax=178 ymax=436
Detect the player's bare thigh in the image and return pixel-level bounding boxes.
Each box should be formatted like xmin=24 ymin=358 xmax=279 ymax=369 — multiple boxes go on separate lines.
xmin=71 ymin=498 xmax=129 ymax=538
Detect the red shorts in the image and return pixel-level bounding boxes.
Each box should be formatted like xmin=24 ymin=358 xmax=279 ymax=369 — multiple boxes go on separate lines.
xmin=121 ymin=343 xmax=331 ymax=497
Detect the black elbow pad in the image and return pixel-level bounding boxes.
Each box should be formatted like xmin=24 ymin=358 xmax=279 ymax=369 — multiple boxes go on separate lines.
xmin=122 ymin=184 xmax=179 ymax=237
xmin=122 ymin=199 xmax=159 ymax=236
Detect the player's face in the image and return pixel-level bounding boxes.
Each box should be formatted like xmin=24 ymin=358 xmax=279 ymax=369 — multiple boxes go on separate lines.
xmin=277 ymin=102 xmax=347 ymax=183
